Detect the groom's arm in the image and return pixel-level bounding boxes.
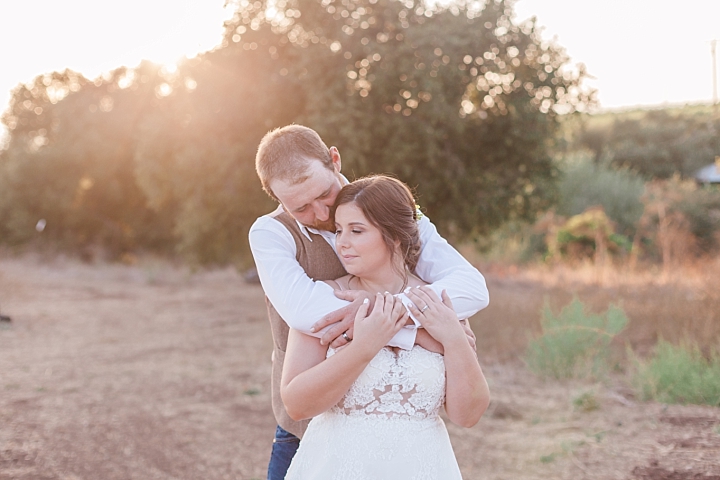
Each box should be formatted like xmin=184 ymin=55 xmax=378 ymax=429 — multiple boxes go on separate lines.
xmin=249 ymin=214 xmax=347 ymax=336
xmin=311 ymin=213 xmax=489 ymax=347
xmin=249 ymin=214 xmax=417 ymax=348
xmin=414 ymin=214 xmax=489 ymax=319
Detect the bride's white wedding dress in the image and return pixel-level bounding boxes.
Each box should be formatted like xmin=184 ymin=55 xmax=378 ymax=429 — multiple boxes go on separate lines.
xmin=285 ymin=345 xmax=463 ymax=479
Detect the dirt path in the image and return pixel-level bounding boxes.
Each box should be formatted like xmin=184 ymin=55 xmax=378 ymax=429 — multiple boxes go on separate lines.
xmin=1 ymin=256 xmax=718 ymax=479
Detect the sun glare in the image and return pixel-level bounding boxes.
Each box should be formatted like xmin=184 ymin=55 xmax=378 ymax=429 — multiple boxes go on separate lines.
xmin=514 ymin=0 xmax=720 ymax=109
xmin=1 ymin=0 xmax=720 ymax=138
xmin=0 ymin=0 xmax=234 ymax=137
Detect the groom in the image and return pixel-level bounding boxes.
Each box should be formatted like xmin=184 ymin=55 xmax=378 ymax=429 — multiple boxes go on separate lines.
xmin=249 ymin=124 xmax=489 ymax=480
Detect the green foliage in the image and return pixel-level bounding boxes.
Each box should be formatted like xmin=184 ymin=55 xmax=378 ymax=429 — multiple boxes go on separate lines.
xmin=572 ymin=390 xmax=600 ymax=412
xmin=274 ymin=0 xmax=593 ymax=238
xmin=539 ymin=453 xmax=556 ymax=463
xmin=525 ymin=298 xmax=628 ymax=379
xmin=556 ymin=154 xmax=645 ymax=236
xmin=631 ymin=178 xmax=720 ymax=266
xmin=552 ymin=207 xmax=622 ymax=259
xmin=673 ymin=184 xmax=720 ymax=253
xmin=571 ymin=107 xmax=720 ymax=180
xmin=0 ymin=0 xmax=592 ymax=262
xmin=633 ymin=341 xmax=720 ymax=407
xmin=0 ymin=68 xmax=176 ymax=256
xmin=539 ymin=440 xmax=586 ymax=464
xmin=471 ymin=218 xmax=541 ymax=264
xmin=477 ymin=154 xmax=644 ymax=263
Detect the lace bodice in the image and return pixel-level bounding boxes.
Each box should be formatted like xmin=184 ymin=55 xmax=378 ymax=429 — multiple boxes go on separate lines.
xmin=286 ymin=345 xmax=462 ymax=479
xmin=328 ymin=346 xmax=446 ymax=420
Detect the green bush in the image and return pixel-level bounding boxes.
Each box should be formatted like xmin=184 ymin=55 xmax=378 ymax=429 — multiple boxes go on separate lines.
xmin=572 ymin=390 xmax=600 ymax=412
xmin=551 ymin=206 xmax=629 ymax=261
xmin=569 ymin=107 xmax=720 ymax=180
xmin=674 ymin=185 xmax=720 ymax=253
xmin=0 ymin=0 xmax=592 ymax=263
xmin=526 ymin=298 xmax=628 ymax=379
xmin=634 ymin=341 xmax=720 ymax=406
xmin=635 ymin=178 xmax=720 ymax=263
xmin=470 ymin=219 xmax=541 ymax=264
xmin=556 ymin=154 xmax=645 ymax=236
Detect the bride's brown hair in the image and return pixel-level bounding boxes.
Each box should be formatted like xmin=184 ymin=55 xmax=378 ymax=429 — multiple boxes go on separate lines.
xmin=332 ymin=175 xmax=421 ymax=275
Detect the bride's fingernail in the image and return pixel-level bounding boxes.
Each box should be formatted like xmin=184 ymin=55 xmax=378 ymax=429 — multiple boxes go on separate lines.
xmin=310 ymin=326 xmax=316 ymax=332
xmin=363 ymin=298 xmax=369 ymax=304
xmin=404 ymin=287 xmax=411 ymax=293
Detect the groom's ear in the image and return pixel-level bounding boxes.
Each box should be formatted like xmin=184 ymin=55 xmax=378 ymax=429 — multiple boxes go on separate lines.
xmin=329 ymin=147 xmax=342 ymax=173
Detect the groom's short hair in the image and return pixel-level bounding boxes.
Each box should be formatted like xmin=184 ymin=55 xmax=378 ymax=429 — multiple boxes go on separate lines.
xmin=256 ymin=125 xmax=334 ymax=201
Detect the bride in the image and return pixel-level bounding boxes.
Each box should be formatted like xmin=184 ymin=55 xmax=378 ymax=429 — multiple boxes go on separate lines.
xmin=281 ymin=175 xmax=490 ymax=479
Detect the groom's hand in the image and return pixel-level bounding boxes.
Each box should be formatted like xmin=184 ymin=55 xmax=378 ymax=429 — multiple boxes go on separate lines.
xmin=312 ymin=290 xmax=372 ymax=347
xmin=460 ymin=319 xmax=477 ymax=352
xmin=414 ymin=320 xmax=475 ymax=354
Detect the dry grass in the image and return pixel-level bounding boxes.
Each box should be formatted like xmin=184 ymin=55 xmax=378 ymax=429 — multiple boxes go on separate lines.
xmin=471 ymin=257 xmax=720 ymax=365
xmin=2 ymin=253 xmax=719 ymax=479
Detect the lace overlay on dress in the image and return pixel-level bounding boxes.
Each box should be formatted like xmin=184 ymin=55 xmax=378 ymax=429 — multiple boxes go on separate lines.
xmin=285 ymin=345 xmax=463 ymax=480
xmin=330 ymin=346 xmax=446 ymax=420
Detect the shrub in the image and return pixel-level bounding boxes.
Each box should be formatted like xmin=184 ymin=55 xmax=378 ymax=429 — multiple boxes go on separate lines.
xmin=674 ymin=185 xmax=720 ymax=253
xmin=635 ymin=178 xmax=720 ymax=267
xmin=556 ymin=153 xmax=645 ymax=236
xmin=570 ymin=107 xmax=720 ymax=180
xmin=633 ymin=341 xmax=720 ymax=406
xmin=550 ymin=206 xmax=631 ymax=263
xmin=525 ymin=298 xmax=628 ymax=379
xmin=572 ymin=391 xmax=600 ymax=412
xmin=470 ymin=219 xmax=542 ymax=264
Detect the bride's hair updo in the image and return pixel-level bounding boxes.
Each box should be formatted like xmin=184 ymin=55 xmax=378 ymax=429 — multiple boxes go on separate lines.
xmin=333 ymin=175 xmax=421 ymax=274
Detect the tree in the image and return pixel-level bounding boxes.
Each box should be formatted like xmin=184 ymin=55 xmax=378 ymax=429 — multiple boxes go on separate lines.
xmin=573 ymin=108 xmax=720 ymax=180
xmin=223 ymin=0 xmax=594 ymax=239
xmin=0 ymin=0 xmax=593 ymax=262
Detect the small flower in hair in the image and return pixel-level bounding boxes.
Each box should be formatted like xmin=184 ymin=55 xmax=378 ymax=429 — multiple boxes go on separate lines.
xmin=414 ymin=204 xmax=424 ymax=220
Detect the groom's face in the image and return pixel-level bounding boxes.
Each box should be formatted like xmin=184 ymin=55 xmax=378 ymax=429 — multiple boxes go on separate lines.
xmin=270 ymin=158 xmax=344 ymax=231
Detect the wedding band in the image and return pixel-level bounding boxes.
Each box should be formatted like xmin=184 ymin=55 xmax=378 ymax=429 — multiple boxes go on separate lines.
xmin=420 ymin=305 xmax=429 ymax=313
xmin=342 ymin=332 xmax=351 ymax=342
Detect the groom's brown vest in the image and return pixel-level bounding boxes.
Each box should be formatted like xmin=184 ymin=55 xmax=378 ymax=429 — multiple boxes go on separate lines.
xmin=265 ymin=211 xmax=347 ymax=438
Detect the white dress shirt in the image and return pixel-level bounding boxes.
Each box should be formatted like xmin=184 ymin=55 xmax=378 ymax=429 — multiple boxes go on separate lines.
xmin=249 ymin=204 xmax=489 ymax=349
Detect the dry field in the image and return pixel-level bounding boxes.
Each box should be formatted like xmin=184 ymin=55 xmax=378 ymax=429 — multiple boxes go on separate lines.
xmin=1 ymin=254 xmax=719 ymax=480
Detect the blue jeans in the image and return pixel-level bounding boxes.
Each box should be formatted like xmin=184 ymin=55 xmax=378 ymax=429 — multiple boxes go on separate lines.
xmin=267 ymin=425 xmax=300 ymax=480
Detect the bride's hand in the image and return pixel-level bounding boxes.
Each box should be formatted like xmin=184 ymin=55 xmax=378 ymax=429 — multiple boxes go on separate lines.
xmin=351 ymin=292 xmax=408 ymax=357
xmin=406 ymin=287 xmax=467 ymax=348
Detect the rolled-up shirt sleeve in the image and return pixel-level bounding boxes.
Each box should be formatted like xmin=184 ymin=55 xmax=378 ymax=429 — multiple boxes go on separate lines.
xmin=414 ymin=214 xmax=489 ymax=319
xmin=249 ymin=213 xmax=416 ymax=349
xmin=249 ymin=210 xmax=487 ymax=348
xmin=249 ymin=214 xmax=347 ymax=335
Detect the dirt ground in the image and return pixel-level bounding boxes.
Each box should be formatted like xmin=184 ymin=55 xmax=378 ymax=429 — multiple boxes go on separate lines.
xmin=1 ymin=255 xmax=719 ymax=480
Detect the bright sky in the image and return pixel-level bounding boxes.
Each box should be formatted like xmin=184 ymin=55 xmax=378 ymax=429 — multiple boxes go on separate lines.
xmin=0 ymin=0 xmax=232 ymax=134
xmin=1 ymin=0 xmax=719 ymax=141
xmin=513 ymin=0 xmax=720 ymax=109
